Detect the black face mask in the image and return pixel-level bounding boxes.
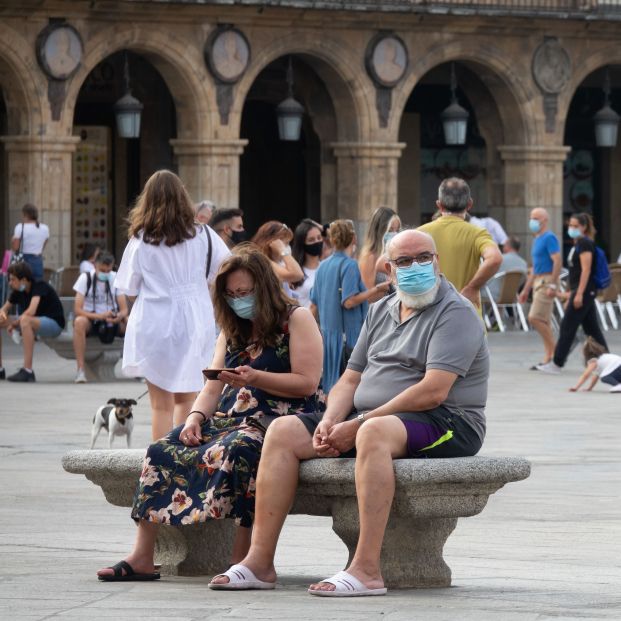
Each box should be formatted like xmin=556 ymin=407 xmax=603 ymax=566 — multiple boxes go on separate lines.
xmin=230 ymin=229 xmax=248 ymax=245
xmin=304 ymin=241 xmax=323 ymax=257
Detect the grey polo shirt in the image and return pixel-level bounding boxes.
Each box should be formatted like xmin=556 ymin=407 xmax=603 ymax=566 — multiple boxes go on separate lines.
xmin=348 ymin=276 xmax=489 ymax=442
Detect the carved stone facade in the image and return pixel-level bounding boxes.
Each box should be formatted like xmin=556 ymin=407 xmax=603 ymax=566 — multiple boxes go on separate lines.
xmin=1 ymin=1 xmax=620 ymax=267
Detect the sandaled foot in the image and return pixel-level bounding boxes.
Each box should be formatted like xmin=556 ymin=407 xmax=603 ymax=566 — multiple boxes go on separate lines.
xmin=97 ymin=560 xmax=160 ymax=582
xmin=308 ymin=570 xmax=386 ymax=597
xmin=208 ymin=563 xmax=276 ymax=590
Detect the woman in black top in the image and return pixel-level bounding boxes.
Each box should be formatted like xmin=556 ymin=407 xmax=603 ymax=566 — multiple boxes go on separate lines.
xmin=546 ymin=213 xmax=608 ymax=371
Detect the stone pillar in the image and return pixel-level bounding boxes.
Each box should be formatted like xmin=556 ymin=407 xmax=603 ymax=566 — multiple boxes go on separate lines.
xmin=499 ymin=145 xmax=570 ymax=255
xmin=0 ymin=135 xmax=80 ymax=269
xmin=332 ymin=142 xmax=405 ymax=236
xmin=170 ymin=139 xmax=248 ymax=208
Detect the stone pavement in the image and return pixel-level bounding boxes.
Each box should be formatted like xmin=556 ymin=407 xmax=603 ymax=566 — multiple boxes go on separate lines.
xmin=0 ymin=330 xmax=620 ymax=620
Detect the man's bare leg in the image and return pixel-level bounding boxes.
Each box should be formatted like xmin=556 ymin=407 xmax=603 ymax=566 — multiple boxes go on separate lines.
xmin=73 ymin=316 xmax=91 ymax=371
xmin=210 ymin=416 xmax=316 ymax=584
xmin=530 ymin=317 xmax=555 ymax=363
xmin=19 ymin=315 xmax=40 ymax=370
xmin=310 ymin=416 xmax=407 ymax=592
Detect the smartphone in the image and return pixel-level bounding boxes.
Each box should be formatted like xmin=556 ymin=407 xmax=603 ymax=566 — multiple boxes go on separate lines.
xmin=202 ymin=368 xmax=237 ymax=381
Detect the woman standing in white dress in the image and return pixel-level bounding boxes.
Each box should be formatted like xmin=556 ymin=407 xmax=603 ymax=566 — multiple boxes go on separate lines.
xmin=115 ymin=170 xmax=230 ymax=440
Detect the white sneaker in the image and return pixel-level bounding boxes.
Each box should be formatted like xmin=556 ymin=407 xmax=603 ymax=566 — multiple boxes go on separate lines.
xmin=535 ymin=361 xmax=562 ymax=375
xmin=11 ymin=330 xmax=22 ymax=345
xmin=609 ymin=384 xmax=621 ymax=393
xmin=75 ymin=369 xmax=87 ymax=384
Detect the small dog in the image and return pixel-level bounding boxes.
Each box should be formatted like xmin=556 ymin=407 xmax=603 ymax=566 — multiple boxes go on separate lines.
xmin=90 ymin=398 xmax=137 ymax=449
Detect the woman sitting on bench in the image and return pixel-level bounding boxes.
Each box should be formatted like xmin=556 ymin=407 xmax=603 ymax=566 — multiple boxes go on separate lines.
xmin=97 ymin=245 xmax=324 ymax=581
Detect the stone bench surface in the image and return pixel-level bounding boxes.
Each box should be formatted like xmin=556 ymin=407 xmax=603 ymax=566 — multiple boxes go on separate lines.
xmin=43 ymin=333 xmax=123 ymax=382
xmin=62 ymin=449 xmax=529 ymax=588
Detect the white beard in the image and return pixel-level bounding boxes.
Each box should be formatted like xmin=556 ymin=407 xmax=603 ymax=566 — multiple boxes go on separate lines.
xmin=396 ymin=279 xmax=440 ymax=310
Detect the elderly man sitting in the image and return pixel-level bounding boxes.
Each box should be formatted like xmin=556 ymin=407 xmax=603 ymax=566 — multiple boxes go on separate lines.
xmin=208 ymin=230 xmax=489 ymax=597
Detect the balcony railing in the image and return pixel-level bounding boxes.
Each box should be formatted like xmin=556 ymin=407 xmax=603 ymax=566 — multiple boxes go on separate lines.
xmin=172 ymin=0 xmax=621 ymax=18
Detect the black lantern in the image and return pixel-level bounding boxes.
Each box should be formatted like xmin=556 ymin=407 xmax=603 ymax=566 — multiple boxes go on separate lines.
xmin=114 ymin=52 xmax=143 ymax=139
xmin=441 ymin=63 xmax=469 ymax=146
xmin=276 ymin=57 xmax=304 ymax=141
xmin=594 ymin=69 xmax=619 ymax=148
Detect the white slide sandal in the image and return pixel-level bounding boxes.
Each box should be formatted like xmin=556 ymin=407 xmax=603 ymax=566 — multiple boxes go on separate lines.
xmin=308 ymin=570 xmax=387 ymax=597
xmin=208 ymin=563 xmax=276 ymax=590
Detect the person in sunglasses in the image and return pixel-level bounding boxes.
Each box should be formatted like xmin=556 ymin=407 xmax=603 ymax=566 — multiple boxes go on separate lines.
xmin=207 ymin=229 xmax=489 ymax=596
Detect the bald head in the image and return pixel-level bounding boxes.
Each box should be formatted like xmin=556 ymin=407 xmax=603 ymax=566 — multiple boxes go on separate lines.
xmin=387 ymin=229 xmax=436 ymax=260
xmin=530 ymin=208 xmax=548 ymax=223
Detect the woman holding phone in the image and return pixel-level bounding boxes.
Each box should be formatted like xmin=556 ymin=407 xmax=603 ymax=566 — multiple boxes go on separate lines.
xmin=97 ymin=245 xmax=324 ymax=581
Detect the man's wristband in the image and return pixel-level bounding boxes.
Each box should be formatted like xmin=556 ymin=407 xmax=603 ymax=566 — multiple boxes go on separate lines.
xmin=189 ymin=410 xmax=208 ymax=423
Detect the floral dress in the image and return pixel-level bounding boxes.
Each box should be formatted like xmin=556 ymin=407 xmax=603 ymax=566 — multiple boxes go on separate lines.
xmin=131 ymin=311 xmax=326 ymax=528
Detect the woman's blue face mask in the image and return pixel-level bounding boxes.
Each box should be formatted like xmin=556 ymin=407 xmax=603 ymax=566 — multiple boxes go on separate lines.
xmin=226 ymin=294 xmax=256 ymax=320
xmin=383 ymin=231 xmax=398 ymax=247
xmin=567 ymin=226 xmax=582 ymax=239
xmin=395 ymin=262 xmax=437 ymax=295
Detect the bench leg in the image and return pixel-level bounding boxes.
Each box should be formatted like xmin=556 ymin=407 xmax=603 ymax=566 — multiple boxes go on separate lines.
xmin=84 ymin=352 xmax=119 ymax=382
xmin=154 ymin=519 xmax=236 ymax=576
xmin=330 ymin=499 xmax=457 ymax=588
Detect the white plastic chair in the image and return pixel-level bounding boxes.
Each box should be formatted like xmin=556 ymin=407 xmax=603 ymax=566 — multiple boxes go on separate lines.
xmin=483 ymin=270 xmax=529 ymax=332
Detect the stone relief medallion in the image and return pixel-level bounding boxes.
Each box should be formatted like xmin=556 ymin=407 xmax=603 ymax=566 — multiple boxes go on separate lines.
xmin=532 ymin=38 xmax=571 ymax=95
xmin=366 ymin=33 xmax=408 ymax=88
xmin=205 ymin=27 xmax=251 ymax=84
xmin=36 ymin=23 xmax=83 ymax=80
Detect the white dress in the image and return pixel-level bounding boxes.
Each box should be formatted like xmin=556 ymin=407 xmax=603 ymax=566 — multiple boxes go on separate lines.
xmin=114 ymin=225 xmax=230 ymax=392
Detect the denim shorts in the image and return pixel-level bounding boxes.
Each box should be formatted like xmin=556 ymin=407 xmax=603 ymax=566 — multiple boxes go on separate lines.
xmin=36 ymin=316 xmax=63 ymax=338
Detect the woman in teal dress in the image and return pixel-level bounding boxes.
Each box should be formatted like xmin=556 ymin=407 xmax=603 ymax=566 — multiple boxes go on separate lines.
xmin=97 ymin=245 xmax=324 ymax=581
xmin=310 ymin=220 xmax=390 ymax=392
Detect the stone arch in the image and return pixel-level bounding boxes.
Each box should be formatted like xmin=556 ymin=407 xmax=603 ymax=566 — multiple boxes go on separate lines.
xmin=557 ymin=45 xmax=621 ymax=137
xmin=0 ymin=23 xmax=43 ymax=134
xmin=63 ymin=24 xmax=210 ymax=139
xmin=391 ymin=40 xmax=537 ymax=146
xmin=229 ymin=34 xmax=369 ymax=142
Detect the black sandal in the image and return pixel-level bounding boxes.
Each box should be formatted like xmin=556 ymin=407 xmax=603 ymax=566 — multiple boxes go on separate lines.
xmin=98 ymin=560 xmax=161 ymax=582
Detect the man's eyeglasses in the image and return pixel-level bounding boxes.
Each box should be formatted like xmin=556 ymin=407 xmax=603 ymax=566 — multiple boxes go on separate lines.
xmin=388 ymin=253 xmax=436 ymax=268
xmin=225 ymin=288 xmax=254 ymax=299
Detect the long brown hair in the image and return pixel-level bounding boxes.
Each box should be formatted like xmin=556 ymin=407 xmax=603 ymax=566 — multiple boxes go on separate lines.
xmin=127 ymin=170 xmax=197 ymax=246
xmin=582 ymin=336 xmax=608 ymax=365
xmin=214 ymin=244 xmax=294 ymax=350
xmin=251 ymin=220 xmax=293 ymax=258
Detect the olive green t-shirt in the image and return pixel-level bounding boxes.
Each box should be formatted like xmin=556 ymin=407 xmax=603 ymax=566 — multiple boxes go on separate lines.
xmin=419 ymin=216 xmax=496 ymax=305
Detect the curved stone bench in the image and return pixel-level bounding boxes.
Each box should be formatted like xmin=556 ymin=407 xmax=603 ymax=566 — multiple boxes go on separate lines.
xmin=62 ymin=449 xmax=530 ymax=588
xmin=43 ymin=333 xmax=123 ymax=381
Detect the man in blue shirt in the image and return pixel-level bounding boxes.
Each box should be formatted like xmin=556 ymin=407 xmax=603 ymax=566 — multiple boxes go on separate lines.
xmin=518 ymin=208 xmax=561 ymax=367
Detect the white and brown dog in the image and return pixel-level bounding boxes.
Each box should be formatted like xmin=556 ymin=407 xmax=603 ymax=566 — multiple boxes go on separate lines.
xmin=90 ymin=398 xmax=137 ymax=449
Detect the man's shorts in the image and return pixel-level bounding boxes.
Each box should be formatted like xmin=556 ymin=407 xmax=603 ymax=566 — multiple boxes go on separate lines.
xmin=36 ymin=316 xmax=63 ymax=338
xmin=295 ymin=406 xmax=483 ymax=459
xmin=528 ymin=275 xmax=556 ymax=323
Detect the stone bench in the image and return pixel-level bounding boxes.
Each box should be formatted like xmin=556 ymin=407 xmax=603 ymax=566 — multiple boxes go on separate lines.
xmin=44 ymin=333 xmax=123 ymax=381
xmin=62 ymin=449 xmax=530 ymax=588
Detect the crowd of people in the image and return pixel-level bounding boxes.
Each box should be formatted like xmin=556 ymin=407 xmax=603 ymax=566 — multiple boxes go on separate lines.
xmin=1 ymin=170 xmax=620 ymax=595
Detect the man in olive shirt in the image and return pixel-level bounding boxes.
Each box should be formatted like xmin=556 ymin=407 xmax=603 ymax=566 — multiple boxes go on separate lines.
xmin=208 ymin=230 xmax=489 ymax=597
xmin=419 ymin=177 xmax=502 ymax=310
xmin=0 ymin=261 xmax=65 ymax=382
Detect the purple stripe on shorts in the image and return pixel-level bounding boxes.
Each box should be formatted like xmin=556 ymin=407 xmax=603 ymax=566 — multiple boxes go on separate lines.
xmin=401 ymin=419 xmax=445 ymax=457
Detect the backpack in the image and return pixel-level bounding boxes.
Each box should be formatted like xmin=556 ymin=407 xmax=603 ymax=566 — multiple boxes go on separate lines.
xmin=593 ymin=246 xmax=611 ymax=290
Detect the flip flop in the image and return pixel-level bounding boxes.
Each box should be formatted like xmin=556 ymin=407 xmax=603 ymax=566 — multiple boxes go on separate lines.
xmin=308 ymin=570 xmax=387 ymax=597
xmin=98 ymin=560 xmax=160 ymax=582
xmin=208 ymin=563 xmax=276 ymax=590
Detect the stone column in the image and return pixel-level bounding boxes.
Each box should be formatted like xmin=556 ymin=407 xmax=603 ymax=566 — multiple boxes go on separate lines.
xmin=0 ymin=135 xmax=80 ymax=269
xmin=170 ymin=139 xmax=248 ymax=208
xmin=499 ymin=145 xmax=570 ymax=255
xmin=331 ymin=142 xmax=405 ymax=236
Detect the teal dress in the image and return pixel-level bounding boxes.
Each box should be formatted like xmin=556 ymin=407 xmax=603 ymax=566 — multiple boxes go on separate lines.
xmin=310 ymin=251 xmax=368 ymax=391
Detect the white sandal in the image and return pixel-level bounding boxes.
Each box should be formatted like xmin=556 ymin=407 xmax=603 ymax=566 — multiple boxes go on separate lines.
xmin=208 ymin=563 xmax=276 ymax=590
xmin=308 ymin=570 xmax=387 ymax=597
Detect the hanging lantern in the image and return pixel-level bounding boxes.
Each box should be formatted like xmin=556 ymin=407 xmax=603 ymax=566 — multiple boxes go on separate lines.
xmin=114 ymin=52 xmax=143 ymax=139
xmin=594 ymin=69 xmax=619 ymax=148
xmin=441 ymin=63 xmax=469 ymax=146
xmin=276 ymin=57 xmax=304 ymax=141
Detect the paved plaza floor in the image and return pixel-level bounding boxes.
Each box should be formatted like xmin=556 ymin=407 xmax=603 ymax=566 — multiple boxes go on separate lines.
xmin=0 ymin=329 xmax=620 ymax=620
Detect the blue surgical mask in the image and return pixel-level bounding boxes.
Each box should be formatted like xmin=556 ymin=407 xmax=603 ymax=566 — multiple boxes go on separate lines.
xmin=567 ymin=227 xmax=581 ymax=239
xmin=396 ymin=262 xmax=437 ymax=295
xmin=96 ymin=272 xmax=110 ymax=282
xmin=384 ymin=231 xmax=397 ymax=247
xmin=18 ymin=283 xmax=26 ymax=292
xmin=226 ymin=294 xmax=256 ymax=320
xmin=528 ymin=219 xmax=541 ymax=234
